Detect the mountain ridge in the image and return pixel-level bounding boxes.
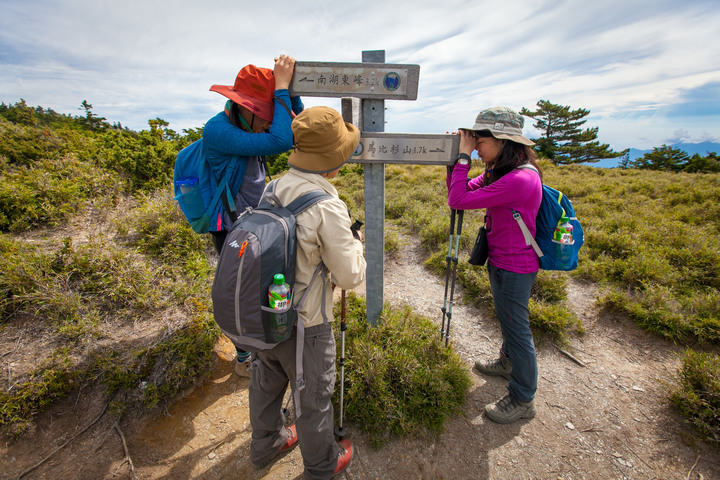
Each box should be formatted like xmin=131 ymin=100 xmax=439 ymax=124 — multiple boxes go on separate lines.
xmin=587 ymin=141 xmax=720 ymax=168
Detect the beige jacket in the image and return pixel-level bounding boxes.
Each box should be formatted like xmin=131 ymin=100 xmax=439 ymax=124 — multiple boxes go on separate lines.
xmin=272 ymin=169 xmax=366 ymax=328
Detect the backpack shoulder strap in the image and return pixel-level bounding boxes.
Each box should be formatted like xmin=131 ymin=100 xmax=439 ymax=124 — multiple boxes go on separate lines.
xmin=216 ymin=162 xmax=238 ymax=222
xmin=511 ymin=163 xmax=544 ymax=257
xmin=262 ymin=179 xmax=333 ymax=214
xmin=516 ymin=164 xmax=539 ymax=174
xmin=511 ymin=209 xmax=544 ymax=257
xmin=258 ymin=179 xmax=281 ymax=209
xmin=286 ymin=190 xmax=333 ymax=215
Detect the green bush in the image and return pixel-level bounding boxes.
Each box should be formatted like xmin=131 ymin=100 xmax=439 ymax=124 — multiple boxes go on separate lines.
xmin=0 ymin=154 xmax=121 ymax=232
xmin=335 ymin=293 xmax=472 ymax=448
xmin=114 ymin=186 xmax=214 ymax=279
xmin=0 ymin=353 xmax=75 ymax=436
xmin=670 ymin=350 xmax=720 ymax=445
xmin=0 ymin=230 xmax=219 ymax=434
xmin=0 ymin=117 xmax=91 ymax=166
xmin=138 ymin=314 xmax=220 ymax=409
xmin=96 ymin=128 xmax=179 ymax=192
xmin=266 ymin=150 xmax=291 ymax=177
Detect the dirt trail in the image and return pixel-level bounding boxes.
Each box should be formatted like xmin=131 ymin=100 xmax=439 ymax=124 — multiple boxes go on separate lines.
xmin=2 ymin=233 xmax=719 ymax=480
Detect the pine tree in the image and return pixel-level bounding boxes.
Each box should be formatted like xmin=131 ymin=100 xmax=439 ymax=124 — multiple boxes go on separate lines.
xmin=521 ymin=100 xmax=626 ymax=165
xmin=632 ymin=145 xmax=689 ymax=171
xmin=79 ymin=100 xmax=108 ymax=130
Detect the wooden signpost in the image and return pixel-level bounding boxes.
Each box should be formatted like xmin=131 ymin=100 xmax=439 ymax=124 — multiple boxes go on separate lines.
xmin=292 ymin=51 xmax=459 ymax=325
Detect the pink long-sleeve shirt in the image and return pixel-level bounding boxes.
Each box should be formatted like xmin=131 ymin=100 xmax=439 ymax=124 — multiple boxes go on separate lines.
xmin=447 ymin=164 xmax=542 ymax=274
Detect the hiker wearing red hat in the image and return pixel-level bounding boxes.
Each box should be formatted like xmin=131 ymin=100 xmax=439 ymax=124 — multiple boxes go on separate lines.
xmin=204 ymin=55 xmax=302 ymax=378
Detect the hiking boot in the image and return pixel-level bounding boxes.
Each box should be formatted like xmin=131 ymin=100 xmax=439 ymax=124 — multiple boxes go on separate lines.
xmin=252 ymin=425 xmax=298 ymax=468
xmin=484 ymin=394 xmax=536 ymax=424
xmin=474 ymin=354 xmax=512 ymax=380
xmin=234 ymin=356 xmax=252 ymax=378
xmin=333 ymin=439 xmax=353 ymax=477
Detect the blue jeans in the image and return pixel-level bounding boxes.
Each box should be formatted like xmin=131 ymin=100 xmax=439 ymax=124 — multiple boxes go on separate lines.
xmin=487 ymin=264 xmax=538 ymax=403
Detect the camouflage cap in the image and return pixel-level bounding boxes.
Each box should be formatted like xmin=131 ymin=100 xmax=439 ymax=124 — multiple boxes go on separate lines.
xmin=461 ymin=106 xmax=535 ymax=146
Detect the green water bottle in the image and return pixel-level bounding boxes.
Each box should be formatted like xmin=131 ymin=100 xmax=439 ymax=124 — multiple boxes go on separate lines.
xmin=268 ymin=274 xmax=291 ymax=339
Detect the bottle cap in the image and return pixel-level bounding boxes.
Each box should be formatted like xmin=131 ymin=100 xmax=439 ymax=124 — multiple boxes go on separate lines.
xmin=560 ymin=215 xmax=569 ymax=223
xmin=175 ymin=177 xmax=199 ymax=188
xmin=273 ymin=273 xmax=285 ymax=285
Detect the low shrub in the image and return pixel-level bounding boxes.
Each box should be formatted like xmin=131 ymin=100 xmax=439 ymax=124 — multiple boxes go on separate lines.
xmin=670 ymin=350 xmax=720 ymax=445
xmin=334 ymin=293 xmax=472 ymax=448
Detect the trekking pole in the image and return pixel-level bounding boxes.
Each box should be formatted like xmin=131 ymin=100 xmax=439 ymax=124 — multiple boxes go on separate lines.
xmin=440 ymin=209 xmax=457 ymax=341
xmin=335 ymin=218 xmax=361 ymax=440
xmin=335 ymin=288 xmax=347 ymax=440
xmin=444 ymin=210 xmax=463 ymax=347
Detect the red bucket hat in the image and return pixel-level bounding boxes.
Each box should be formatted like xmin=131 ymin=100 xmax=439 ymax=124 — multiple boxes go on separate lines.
xmin=209 ymin=65 xmax=275 ymax=121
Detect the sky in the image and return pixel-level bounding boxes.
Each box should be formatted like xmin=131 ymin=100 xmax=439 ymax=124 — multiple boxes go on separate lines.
xmin=1 ymin=0 xmax=719 ymax=151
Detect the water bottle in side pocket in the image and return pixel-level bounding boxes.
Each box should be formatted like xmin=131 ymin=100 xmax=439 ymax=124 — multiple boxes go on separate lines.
xmin=174 ymin=177 xmax=205 ymax=220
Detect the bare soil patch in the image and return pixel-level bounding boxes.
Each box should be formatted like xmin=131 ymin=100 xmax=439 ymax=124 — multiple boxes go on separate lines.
xmin=2 ymin=232 xmax=719 ymax=480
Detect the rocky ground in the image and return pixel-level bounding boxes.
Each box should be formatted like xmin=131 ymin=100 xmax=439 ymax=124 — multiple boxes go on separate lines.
xmin=2 ymin=233 xmax=719 ymax=480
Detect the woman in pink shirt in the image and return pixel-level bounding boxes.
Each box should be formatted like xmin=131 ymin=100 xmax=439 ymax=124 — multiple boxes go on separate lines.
xmin=447 ymin=107 xmax=543 ymax=424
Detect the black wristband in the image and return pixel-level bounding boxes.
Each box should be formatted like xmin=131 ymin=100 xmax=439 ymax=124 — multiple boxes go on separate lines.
xmin=455 ymin=153 xmax=471 ymax=166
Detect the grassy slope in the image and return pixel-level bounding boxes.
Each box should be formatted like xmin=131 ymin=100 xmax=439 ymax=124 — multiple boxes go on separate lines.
xmin=0 ymin=106 xmax=717 ymax=445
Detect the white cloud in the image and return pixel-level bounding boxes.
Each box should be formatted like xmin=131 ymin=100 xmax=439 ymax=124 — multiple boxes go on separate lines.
xmin=1 ymin=0 xmax=719 ymax=149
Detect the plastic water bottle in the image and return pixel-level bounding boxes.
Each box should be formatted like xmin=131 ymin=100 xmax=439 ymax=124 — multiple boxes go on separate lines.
xmin=174 ymin=177 xmax=204 ymax=219
xmin=554 ymin=216 xmax=574 ymax=268
xmin=268 ymin=274 xmax=291 ymax=310
xmin=268 ymin=274 xmax=291 ymax=339
xmin=554 ymin=216 xmax=574 ymax=244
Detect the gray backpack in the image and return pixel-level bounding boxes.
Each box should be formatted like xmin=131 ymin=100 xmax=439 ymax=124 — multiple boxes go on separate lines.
xmin=211 ymin=180 xmax=331 ymax=352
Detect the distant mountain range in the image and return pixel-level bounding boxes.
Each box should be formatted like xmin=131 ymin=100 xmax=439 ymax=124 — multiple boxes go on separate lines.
xmin=584 ymin=142 xmax=720 ymax=169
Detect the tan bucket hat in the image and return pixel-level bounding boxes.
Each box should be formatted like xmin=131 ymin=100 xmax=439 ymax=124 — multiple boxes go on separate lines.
xmin=460 ymin=106 xmax=535 ymax=146
xmin=288 ymin=107 xmax=360 ymax=174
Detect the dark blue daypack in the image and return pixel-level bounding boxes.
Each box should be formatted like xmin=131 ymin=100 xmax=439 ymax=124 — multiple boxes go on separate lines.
xmin=173 ymin=139 xmax=247 ymax=233
xmin=512 ymin=166 xmax=584 ymax=271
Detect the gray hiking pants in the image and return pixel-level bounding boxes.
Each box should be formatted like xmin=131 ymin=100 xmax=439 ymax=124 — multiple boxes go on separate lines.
xmin=249 ymin=322 xmax=338 ymax=479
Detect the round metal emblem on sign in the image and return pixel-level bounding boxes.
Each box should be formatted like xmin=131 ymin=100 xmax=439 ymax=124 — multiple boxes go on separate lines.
xmin=383 ymin=72 xmax=400 ymax=91
xmin=353 ymin=141 xmax=364 ymax=157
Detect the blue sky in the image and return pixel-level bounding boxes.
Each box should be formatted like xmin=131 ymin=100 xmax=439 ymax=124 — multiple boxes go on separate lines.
xmin=1 ymin=0 xmax=719 ymax=150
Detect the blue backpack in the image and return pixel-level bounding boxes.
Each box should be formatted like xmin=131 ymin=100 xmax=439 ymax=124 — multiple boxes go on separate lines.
xmin=512 ymin=166 xmax=584 ymax=271
xmin=173 ymin=139 xmax=247 ymax=234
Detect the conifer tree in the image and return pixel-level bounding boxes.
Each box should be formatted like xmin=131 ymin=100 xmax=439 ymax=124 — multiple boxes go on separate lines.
xmin=521 ymin=100 xmax=626 ymax=165
xmin=632 ymin=144 xmax=689 ymax=171
xmin=80 ymin=100 xmax=108 ymax=130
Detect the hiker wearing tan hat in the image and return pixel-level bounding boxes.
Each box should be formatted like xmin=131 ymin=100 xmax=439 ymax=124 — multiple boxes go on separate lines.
xmin=248 ymin=106 xmax=365 ymax=479
xmin=448 ymin=106 xmax=544 ymax=424
xmin=204 ymin=55 xmax=303 ymax=378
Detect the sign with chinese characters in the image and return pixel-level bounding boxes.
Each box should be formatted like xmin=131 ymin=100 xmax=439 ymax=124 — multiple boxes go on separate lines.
xmin=350 ymin=132 xmax=459 ymax=165
xmin=290 ymin=61 xmax=420 ymax=100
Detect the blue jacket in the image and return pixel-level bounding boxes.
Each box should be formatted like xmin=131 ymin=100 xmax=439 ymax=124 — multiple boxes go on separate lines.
xmin=202 ymin=89 xmax=302 ymax=231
